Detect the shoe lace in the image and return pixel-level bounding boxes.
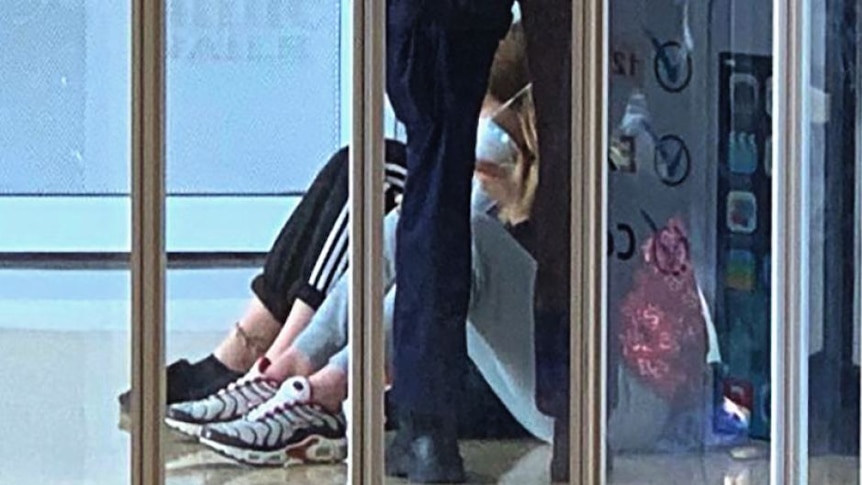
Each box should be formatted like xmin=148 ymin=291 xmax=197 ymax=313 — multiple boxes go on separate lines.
xmin=247 ymin=399 xmax=325 ymax=427
xmin=247 ymin=394 xmax=296 ymax=422
xmin=212 ymin=375 xmax=262 ymax=401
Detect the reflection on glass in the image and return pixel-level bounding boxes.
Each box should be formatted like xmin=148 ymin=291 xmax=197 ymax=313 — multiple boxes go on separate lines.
xmin=606 ymin=0 xmax=774 ymax=482
xmin=803 ymin=0 xmax=860 ymax=483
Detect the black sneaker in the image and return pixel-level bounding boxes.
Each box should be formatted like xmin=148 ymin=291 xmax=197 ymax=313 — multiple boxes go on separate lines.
xmin=117 ymin=356 xmax=243 ymax=429
xmin=165 ymin=358 xmax=278 ymax=437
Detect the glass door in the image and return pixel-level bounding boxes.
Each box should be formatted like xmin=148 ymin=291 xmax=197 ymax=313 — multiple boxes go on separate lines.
xmin=596 ymin=0 xmax=862 ymax=483
xmin=123 ymin=0 xmax=862 ymax=482
xmin=603 ymin=0 xmax=776 ymax=482
xmin=0 ymin=2 xmax=133 ymax=484
xmin=796 ymin=0 xmax=860 ymax=481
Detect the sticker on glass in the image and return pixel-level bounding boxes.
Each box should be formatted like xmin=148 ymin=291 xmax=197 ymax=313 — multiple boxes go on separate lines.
xmin=726 ymin=249 xmax=756 ymax=291
xmin=727 ymin=191 xmax=758 ymax=234
xmin=728 ymin=131 xmax=757 ymax=175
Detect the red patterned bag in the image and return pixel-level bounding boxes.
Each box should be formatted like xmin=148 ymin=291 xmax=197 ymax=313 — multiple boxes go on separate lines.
xmin=619 ymin=218 xmax=707 ymax=402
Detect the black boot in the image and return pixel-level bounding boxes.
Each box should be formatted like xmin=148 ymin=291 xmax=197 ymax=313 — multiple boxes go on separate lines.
xmin=385 ymin=411 xmax=466 ymax=483
xmin=385 ymin=419 xmax=412 ymax=478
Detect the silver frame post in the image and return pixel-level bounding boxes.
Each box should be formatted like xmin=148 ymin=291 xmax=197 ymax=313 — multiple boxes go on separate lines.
xmin=131 ymin=0 xmax=166 ymax=483
xmin=571 ymin=0 xmax=609 ymax=483
xmin=348 ymin=0 xmax=386 ymax=482
xmin=771 ymin=0 xmax=810 ymax=482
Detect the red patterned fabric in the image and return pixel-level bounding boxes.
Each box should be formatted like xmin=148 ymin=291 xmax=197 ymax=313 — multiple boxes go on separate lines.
xmin=619 ymin=218 xmax=707 ymax=401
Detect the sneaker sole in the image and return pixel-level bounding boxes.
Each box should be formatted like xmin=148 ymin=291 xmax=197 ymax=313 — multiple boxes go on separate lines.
xmin=164 ymin=418 xmax=205 ymax=438
xmin=200 ymin=434 xmax=348 ymax=467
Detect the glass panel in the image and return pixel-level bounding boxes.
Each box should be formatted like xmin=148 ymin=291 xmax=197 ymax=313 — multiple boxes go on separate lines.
xmin=0 ymin=1 xmax=129 ymax=195
xmin=803 ymin=0 xmax=860 ymax=482
xmin=0 ymin=0 xmax=131 ymax=251
xmin=606 ymin=0 xmax=773 ymax=482
xmin=0 ymin=2 xmax=132 ymax=483
xmin=162 ymin=1 xmax=353 ymax=483
xmin=380 ymin=5 xmax=574 ymax=483
xmin=0 ymin=271 xmax=131 ymax=483
xmin=165 ymin=0 xmax=343 ymax=195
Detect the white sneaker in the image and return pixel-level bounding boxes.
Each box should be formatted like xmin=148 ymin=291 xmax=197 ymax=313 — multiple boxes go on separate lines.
xmin=199 ymin=376 xmax=347 ymax=467
xmin=165 ymin=358 xmax=278 ymax=437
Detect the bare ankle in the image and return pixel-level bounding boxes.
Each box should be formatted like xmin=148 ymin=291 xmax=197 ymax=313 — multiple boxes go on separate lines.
xmin=308 ymin=367 xmax=348 ymax=414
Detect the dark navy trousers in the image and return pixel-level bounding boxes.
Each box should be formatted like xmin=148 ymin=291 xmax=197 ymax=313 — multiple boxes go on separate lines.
xmin=386 ymin=0 xmax=513 ymax=414
xmin=386 ymin=0 xmax=581 ymax=420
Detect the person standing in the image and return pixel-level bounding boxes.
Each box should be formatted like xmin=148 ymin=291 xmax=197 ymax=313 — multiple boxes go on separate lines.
xmin=384 ymin=0 xmax=515 ymax=482
xmin=386 ymin=0 xmax=577 ymax=481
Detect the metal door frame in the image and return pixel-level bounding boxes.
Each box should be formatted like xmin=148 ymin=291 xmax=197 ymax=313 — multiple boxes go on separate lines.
xmin=771 ymin=0 xmax=810 ymax=482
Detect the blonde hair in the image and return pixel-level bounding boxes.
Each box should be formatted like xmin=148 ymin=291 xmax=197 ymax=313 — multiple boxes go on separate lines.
xmin=496 ymin=86 xmax=539 ymax=225
xmin=483 ymin=22 xmax=538 ymax=224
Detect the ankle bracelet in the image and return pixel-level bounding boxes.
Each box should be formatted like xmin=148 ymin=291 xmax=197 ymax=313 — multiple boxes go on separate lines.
xmin=234 ymin=322 xmax=268 ymax=357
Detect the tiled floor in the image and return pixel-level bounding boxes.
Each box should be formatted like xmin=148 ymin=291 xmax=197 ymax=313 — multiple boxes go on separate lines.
xmin=0 ymin=328 xmax=859 ymax=484
xmin=165 ymin=434 xmax=545 ymax=485
xmin=163 ymin=438 xmax=860 ymax=485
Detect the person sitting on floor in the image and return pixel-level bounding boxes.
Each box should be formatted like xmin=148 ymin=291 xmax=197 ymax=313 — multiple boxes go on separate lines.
xmin=164 ymin=83 xmax=548 ymax=467
xmin=119 ymin=21 xmax=536 ymax=445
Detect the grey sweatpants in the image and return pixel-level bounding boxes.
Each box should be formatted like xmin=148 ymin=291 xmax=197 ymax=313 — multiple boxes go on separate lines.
xmin=291 ymin=210 xmax=400 ymax=372
xmin=289 ymin=207 xmax=555 ymax=442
